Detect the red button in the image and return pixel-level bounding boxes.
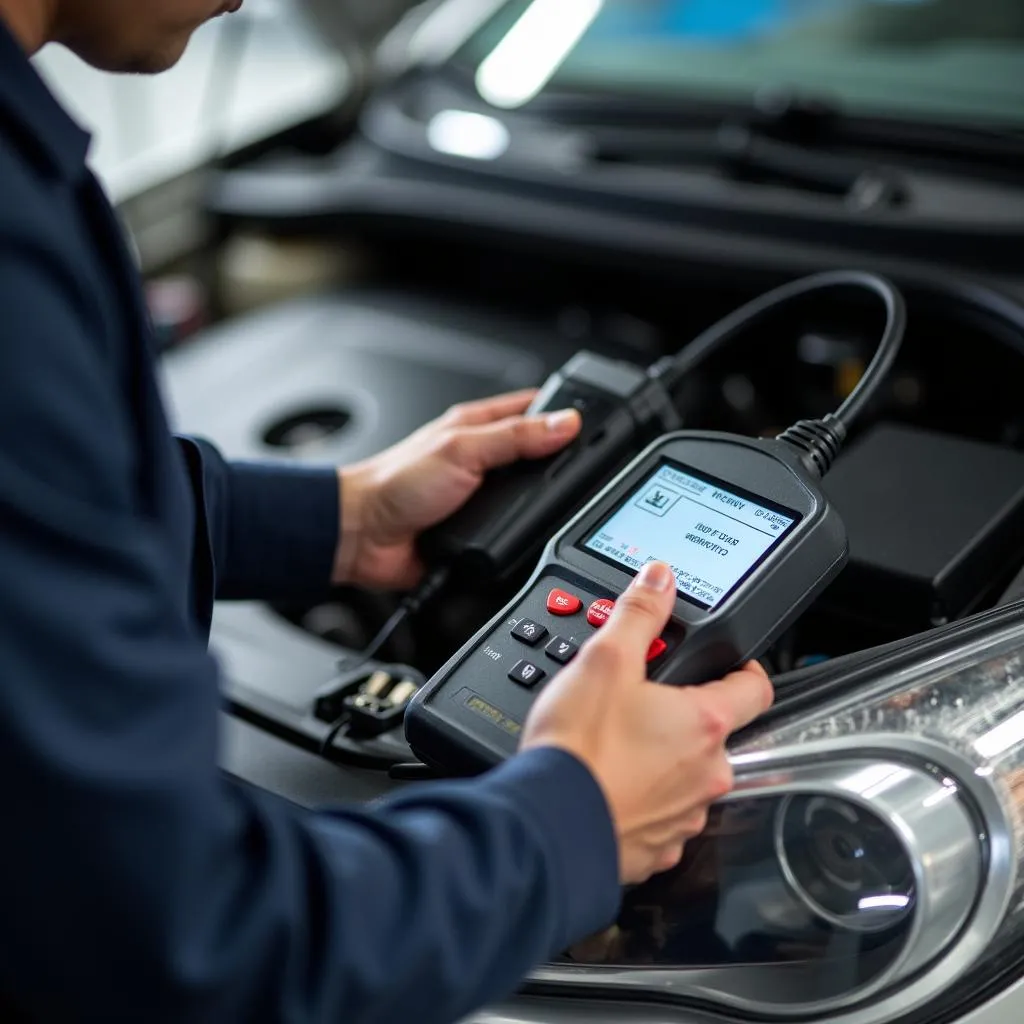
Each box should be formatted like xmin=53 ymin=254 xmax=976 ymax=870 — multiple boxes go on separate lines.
xmin=547 ymin=589 xmax=582 ymax=616
xmin=646 ymin=638 xmax=668 ymax=662
xmin=587 ymin=598 xmax=616 ymax=627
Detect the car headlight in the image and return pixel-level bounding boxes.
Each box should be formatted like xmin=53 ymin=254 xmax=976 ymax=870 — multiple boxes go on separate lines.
xmin=530 ymin=620 xmax=1024 ymax=1023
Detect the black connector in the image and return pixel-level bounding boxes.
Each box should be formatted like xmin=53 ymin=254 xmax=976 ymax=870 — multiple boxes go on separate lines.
xmin=417 ymin=352 xmax=681 ymax=581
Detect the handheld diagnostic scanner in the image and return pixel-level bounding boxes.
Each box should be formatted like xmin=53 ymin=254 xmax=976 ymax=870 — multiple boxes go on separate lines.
xmin=406 ymin=429 xmax=846 ymax=775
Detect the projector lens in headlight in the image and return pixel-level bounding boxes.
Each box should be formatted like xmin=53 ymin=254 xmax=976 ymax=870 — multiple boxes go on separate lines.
xmin=532 ymin=625 xmax=1024 ymax=1023
xmin=776 ymin=795 xmax=915 ymax=933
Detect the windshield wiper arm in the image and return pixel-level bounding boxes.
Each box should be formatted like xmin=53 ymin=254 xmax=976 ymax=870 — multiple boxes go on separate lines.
xmin=585 ymin=119 xmax=908 ymax=209
xmin=547 ymin=85 xmax=1024 ymax=175
xmin=715 ymin=121 xmax=909 ymax=210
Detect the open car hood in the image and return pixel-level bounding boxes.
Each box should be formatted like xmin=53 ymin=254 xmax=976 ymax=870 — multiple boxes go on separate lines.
xmin=296 ymin=0 xmax=427 ymax=59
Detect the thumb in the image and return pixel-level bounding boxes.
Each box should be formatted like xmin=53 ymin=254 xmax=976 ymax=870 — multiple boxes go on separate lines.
xmin=599 ymin=562 xmax=676 ymax=662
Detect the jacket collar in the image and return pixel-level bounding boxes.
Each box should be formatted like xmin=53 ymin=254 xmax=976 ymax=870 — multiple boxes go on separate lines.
xmin=0 ymin=18 xmax=91 ymax=182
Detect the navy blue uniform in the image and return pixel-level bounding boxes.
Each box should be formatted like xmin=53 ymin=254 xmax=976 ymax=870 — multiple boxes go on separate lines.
xmin=0 ymin=24 xmax=619 ymax=1023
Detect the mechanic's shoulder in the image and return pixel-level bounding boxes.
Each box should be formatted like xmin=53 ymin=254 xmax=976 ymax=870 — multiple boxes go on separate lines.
xmin=0 ymin=136 xmax=138 ymax=514
xmin=0 ymin=128 xmax=55 ymax=221
xmin=0 ymin=133 xmax=121 ymax=399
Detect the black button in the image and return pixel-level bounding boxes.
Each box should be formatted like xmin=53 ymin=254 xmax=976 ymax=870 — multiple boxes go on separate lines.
xmin=509 ymin=660 xmax=546 ymax=689
xmin=511 ymin=618 xmax=548 ymax=647
xmin=545 ymin=636 xmax=579 ymax=665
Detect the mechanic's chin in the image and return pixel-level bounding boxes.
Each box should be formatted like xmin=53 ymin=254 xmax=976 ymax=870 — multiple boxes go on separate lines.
xmin=69 ymin=1 xmax=242 ymax=75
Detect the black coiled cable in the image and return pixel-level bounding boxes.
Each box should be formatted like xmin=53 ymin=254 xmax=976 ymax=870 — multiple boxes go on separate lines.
xmin=652 ymin=270 xmax=908 ymax=475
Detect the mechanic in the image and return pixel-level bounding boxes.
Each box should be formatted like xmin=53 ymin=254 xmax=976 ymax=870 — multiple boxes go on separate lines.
xmin=0 ymin=2 xmax=773 ymax=1022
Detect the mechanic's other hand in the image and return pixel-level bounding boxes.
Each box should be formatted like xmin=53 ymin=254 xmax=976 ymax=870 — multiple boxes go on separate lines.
xmin=520 ymin=562 xmax=774 ymax=886
xmin=333 ymin=391 xmax=581 ymax=590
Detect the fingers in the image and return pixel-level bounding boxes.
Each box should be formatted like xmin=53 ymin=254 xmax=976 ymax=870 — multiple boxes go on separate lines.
xmin=695 ymin=663 xmax=775 ymax=736
xmin=448 ymin=410 xmax=582 ymax=473
xmin=740 ymin=659 xmax=771 ymax=680
xmin=641 ymin=806 xmax=715 ymax=879
xmin=591 ymin=563 xmax=676 ymax=665
xmin=441 ymin=390 xmax=539 ymax=427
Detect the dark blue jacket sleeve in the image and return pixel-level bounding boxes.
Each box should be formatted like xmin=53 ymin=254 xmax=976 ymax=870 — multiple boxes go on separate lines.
xmin=176 ymin=437 xmax=341 ymax=603
xmin=0 ymin=246 xmax=622 ymax=1021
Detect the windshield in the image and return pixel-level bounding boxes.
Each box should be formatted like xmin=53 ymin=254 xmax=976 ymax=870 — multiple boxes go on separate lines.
xmin=455 ymin=0 xmax=1024 ymax=128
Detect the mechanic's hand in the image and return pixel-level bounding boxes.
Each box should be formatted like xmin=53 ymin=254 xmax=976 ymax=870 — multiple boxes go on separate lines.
xmin=333 ymin=391 xmax=581 ymax=590
xmin=520 ymin=561 xmax=774 ymax=886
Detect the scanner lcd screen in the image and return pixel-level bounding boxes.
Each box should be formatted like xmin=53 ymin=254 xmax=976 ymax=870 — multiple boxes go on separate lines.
xmin=582 ymin=462 xmax=798 ymax=610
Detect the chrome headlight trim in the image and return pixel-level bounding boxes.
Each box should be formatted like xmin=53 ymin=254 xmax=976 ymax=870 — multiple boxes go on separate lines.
xmin=732 ymin=735 xmax=1017 ymax=1016
xmin=530 ymin=732 xmax=1018 ymax=1023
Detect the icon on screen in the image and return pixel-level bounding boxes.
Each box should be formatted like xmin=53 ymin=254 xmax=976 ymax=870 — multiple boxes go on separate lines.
xmin=635 ymin=484 xmax=682 ymax=518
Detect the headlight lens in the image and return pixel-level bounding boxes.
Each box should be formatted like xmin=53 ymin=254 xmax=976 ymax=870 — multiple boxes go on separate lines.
xmin=776 ymin=794 xmax=916 ymax=933
xmin=531 ymin=625 xmax=1024 ymax=1023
